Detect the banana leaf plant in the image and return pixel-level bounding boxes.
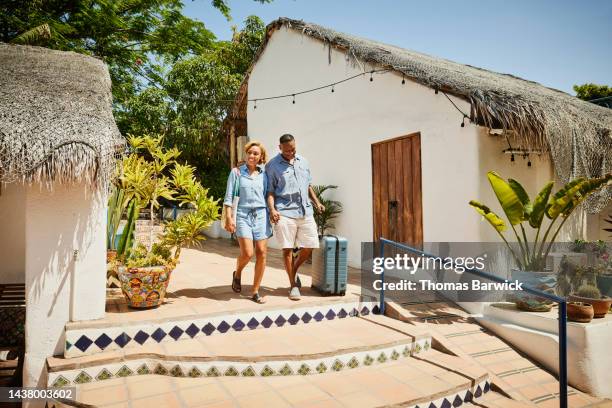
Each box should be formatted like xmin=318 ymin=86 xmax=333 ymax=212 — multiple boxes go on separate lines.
xmin=470 ymin=171 xmax=611 ymax=271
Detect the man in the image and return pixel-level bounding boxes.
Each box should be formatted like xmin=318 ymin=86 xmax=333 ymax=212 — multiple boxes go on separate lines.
xmin=266 ymin=134 xmax=325 ymax=300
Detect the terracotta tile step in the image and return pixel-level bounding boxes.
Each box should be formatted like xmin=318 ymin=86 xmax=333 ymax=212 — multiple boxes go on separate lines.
xmin=64 ymin=299 xmax=378 ymax=358
xmin=49 ymin=350 xmax=492 ymax=408
xmin=462 ymin=390 xmax=535 ymax=407
xmin=48 ymin=316 xmax=433 ymax=387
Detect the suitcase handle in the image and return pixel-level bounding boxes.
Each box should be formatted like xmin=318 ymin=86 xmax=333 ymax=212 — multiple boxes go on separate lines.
xmin=322 ymin=234 xmax=340 ymax=293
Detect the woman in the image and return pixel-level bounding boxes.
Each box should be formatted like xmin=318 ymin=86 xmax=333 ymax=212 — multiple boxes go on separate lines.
xmin=223 ymin=141 xmax=271 ymax=304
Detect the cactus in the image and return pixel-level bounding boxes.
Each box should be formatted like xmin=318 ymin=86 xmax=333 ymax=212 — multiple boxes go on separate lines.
xmin=116 ymin=198 xmax=139 ymax=260
xmin=576 ymin=284 xmax=601 ymax=300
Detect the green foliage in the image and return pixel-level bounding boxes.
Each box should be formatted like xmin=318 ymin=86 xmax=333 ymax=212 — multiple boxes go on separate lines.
xmin=470 ymin=172 xmax=611 ymax=271
xmin=312 ymin=185 xmax=343 ymax=236
xmin=573 ymin=83 xmax=612 ymax=101
xmin=115 ymin=16 xmax=266 ymax=199
xmin=107 ymin=187 xmax=128 ymax=250
xmin=576 ymin=283 xmax=601 ymax=300
xmin=116 ymin=198 xmax=139 ymax=259
xmin=1 ymin=0 xmax=222 ymax=105
xmin=126 ymin=244 xmax=173 ymax=268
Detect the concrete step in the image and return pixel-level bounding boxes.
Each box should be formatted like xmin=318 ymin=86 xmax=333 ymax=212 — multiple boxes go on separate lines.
xmin=64 ymin=298 xmax=379 ymax=358
xmin=49 ymin=315 xmax=432 ymax=388
xmin=49 ymin=347 xmax=491 ymax=408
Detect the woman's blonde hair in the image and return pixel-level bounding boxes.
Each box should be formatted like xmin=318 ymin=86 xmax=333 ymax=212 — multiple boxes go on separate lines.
xmin=244 ymin=141 xmax=267 ymax=164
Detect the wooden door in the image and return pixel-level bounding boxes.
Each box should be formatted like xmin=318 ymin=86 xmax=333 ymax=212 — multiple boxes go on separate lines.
xmin=371 ymin=133 xmax=423 ymax=247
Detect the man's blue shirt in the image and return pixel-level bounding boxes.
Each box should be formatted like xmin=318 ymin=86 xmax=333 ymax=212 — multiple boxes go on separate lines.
xmin=265 ymin=153 xmax=313 ymax=218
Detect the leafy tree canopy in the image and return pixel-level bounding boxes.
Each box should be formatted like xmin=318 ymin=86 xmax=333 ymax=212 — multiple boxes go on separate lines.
xmin=1 ymin=0 xmax=269 ymax=104
xmin=573 ymin=83 xmax=612 ymax=101
xmin=1 ymin=1 xmax=268 ymax=200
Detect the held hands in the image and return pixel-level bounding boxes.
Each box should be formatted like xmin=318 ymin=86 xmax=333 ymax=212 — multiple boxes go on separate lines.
xmin=269 ymin=208 xmax=281 ymax=224
xmin=224 ymin=218 xmax=236 ymax=233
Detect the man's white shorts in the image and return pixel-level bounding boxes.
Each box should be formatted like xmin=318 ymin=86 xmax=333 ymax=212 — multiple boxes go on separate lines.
xmin=274 ymin=215 xmax=320 ymax=249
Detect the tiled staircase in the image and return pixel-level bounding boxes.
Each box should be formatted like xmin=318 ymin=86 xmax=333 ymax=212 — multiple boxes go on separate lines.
xmin=47 ymin=301 xmax=498 ymax=407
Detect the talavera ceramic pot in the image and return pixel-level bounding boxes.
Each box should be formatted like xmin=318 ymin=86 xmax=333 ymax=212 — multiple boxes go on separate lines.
xmin=117 ymin=265 xmax=173 ymax=308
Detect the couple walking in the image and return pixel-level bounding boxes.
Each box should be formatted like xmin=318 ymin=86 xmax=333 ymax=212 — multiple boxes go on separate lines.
xmin=222 ymin=134 xmax=325 ymax=304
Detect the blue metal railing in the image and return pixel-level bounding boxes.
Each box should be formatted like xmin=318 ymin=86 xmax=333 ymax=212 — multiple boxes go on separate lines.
xmin=378 ymin=237 xmax=568 ymax=408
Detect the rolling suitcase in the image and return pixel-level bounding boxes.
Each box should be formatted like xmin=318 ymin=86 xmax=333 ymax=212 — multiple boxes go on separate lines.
xmin=311 ymin=235 xmax=348 ymax=295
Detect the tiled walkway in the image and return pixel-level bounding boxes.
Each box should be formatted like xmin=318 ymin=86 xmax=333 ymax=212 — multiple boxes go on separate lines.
xmin=388 ymin=299 xmax=610 ymax=408
xmin=91 ymin=240 xmax=364 ymax=328
xmin=52 ymin=239 xmax=611 ymax=407
xmin=56 ymin=347 xmax=489 ymax=408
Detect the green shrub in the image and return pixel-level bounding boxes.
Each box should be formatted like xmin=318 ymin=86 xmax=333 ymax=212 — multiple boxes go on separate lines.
xmin=576 ymin=284 xmax=601 ymax=300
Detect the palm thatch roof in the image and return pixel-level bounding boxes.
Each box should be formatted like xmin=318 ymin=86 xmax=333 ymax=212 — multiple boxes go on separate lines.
xmin=231 ymin=18 xmax=611 ymax=212
xmin=0 ymin=44 xmax=124 ymax=188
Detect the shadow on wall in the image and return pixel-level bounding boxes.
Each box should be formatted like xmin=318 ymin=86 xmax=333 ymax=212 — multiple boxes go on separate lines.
xmin=25 ymin=182 xmax=105 ymax=364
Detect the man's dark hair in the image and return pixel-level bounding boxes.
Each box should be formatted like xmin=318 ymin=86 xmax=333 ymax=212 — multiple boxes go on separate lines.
xmin=279 ymin=134 xmax=295 ymax=144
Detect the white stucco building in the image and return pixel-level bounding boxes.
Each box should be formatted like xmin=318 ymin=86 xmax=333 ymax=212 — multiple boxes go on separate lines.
xmin=227 ymin=18 xmax=612 ymax=268
xmin=0 ymin=44 xmax=124 ymax=397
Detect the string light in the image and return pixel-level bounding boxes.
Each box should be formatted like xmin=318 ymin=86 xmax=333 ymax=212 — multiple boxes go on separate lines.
xmin=370 ymin=71 xmax=374 ymax=82
xmin=401 ymin=74 xmax=405 ymax=85
xmin=253 ymin=100 xmax=257 ymax=110
xmin=292 ymin=94 xmax=295 ymax=104
xmin=511 ymin=154 xmax=515 ymax=162
xmin=331 ymin=85 xmax=334 ymax=93
xmin=435 ymin=87 xmax=439 ymax=95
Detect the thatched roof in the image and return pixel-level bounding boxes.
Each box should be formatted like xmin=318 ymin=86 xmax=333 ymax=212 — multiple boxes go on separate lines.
xmin=231 ymin=18 xmax=611 ymax=212
xmin=0 ymin=44 xmax=124 ymax=188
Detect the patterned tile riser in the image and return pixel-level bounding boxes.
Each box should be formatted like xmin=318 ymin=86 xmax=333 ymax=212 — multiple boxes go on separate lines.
xmin=49 ymin=337 xmax=431 ymax=387
xmin=64 ymin=301 xmax=379 ymax=357
xmin=406 ymin=380 xmax=491 ymax=408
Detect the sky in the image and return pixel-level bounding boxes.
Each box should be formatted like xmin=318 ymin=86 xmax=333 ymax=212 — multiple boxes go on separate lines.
xmin=183 ymin=0 xmax=612 ymax=95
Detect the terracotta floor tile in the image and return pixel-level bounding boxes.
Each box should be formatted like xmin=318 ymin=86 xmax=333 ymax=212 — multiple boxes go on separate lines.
xmin=99 ymin=403 xmax=129 ymax=408
xmin=127 ymin=375 xmax=174 ymax=399
xmin=511 ymin=385 xmax=549 ymax=400
xmin=131 ymin=392 xmax=183 ymax=408
xmin=307 ymin=374 xmax=362 ymax=397
xmin=371 ymin=384 xmax=420 ymax=404
xmin=379 ymin=364 xmax=428 ymax=382
xmin=222 ymin=377 xmax=269 ymax=398
xmin=173 ymin=377 xmax=218 ymax=389
xmin=292 ymin=398 xmax=345 ymax=408
xmin=263 ymin=375 xmax=310 ymax=389
xmin=193 ymin=401 xmax=237 ymax=408
xmin=235 ymin=390 xmax=290 ymax=408
xmin=336 ymin=391 xmax=386 ymax=408
xmin=404 ymin=377 xmax=451 ymax=396
xmin=534 ymin=398 xmax=560 ymax=408
xmin=80 ymin=385 xmax=128 ymax=405
xmin=503 ymin=373 xmax=534 ymax=388
xmin=276 ymin=383 xmax=330 ymax=405
xmin=179 ymin=383 xmax=230 ymax=407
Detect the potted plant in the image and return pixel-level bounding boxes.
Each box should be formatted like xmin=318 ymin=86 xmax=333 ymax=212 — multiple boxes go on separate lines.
xmin=569 ymin=282 xmax=612 ymax=318
xmin=312 ymin=185 xmax=343 ymax=237
xmin=567 ymin=302 xmax=594 ymax=323
xmin=470 ymin=171 xmax=611 ymax=311
xmin=112 ymin=135 xmax=220 ymax=308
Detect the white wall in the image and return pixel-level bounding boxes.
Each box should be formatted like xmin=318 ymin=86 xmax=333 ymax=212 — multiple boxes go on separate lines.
xmin=247 ymin=27 xmax=564 ymax=267
xmin=22 ymin=182 xmax=107 ymax=392
xmin=0 ymin=182 xmax=26 ymax=283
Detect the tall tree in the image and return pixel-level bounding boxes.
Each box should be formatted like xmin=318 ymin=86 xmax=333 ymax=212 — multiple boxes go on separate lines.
xmin=1 ymin=0 xmax=269 ymax=105
xmin=573 ymin=83 xmax=612 ymax=101
xmin=118 ymin=16 xmax=267 ymax=199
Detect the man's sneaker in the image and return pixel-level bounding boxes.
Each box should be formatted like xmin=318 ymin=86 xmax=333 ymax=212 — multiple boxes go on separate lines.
xmin=295 ymin=274 xmax=302 ymax=288
xmin=289 ymin=286 xmax=301 ymax=301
